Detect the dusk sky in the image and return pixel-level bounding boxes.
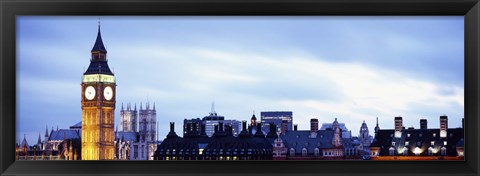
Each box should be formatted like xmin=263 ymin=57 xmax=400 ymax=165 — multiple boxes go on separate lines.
xmin=17 ymin=16 xmax=464 ymax=145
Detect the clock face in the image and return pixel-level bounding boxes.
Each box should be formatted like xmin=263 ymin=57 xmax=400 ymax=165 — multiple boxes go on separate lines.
xmin=85 ymin=86 xmax=96 ymax=100
xmin=104 ymin=86 xmax=113 ymax=100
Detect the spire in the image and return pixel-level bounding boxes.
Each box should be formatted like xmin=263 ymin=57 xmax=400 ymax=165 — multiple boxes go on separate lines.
xmin=153 ymin=102 xmax=156 ymax=111
xmin=45 ymin=125 xmax=49 ymax=138
xmin=37 ymin=132 xmax=42 ymax=144
xmin=140 ymin=102 xmax=143 ymax=110
xmin=91 ymin=18 xmax=107 ymax=54
xmin=121 ymin=103 xmax=124 ymax=111
xmin=134 ymin=102 xmax=137 ymax=111
xmin=210 ymin=101 xmax=216 ymax=115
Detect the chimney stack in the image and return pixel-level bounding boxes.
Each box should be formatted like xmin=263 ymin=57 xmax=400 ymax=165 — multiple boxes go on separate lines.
xmin=219 ymin=122 xmax=224 ymax=132
xmin=394 ymin=116 xmax=403 ymax=131
xmin=242 ymin=120 xmax=247 ymax=131
xmin=294 ymin=124 xmax=298 ymax=131
xmin=170 ymin=122 xmax=175 ymax=132
xmin=440 ymin=115 xmax=448 ymax=138
xmin=420 ymin=119 xmax=427 ymax=129
xmin=310 ymin=118 xmax=318 ymax=133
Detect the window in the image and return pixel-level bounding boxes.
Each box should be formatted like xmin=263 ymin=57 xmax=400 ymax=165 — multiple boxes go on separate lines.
xmin=431 ymin=141 xmax=435 ymax=146
xmin=441 ymin=147 xmax=447 ymax=156
xmin=314 ymin=148 xmax=320 ymax=157
xmin=302 ymin=148 xmax=307 ymax=157
xmin=444 ymin=141 xmax=447 ymax=145
xmin=419 ymin=133 xmax=422 ymax=137
xmin=405 ymin=141 xmax=409 ymax=146
xmin=392 ymin=142 xmax=396 ymax=146
xmin=407 ymin=133 xmax=411 ymax=137
xmin=403 ymin=148 xmax=408 ymax=156
xmin=389 ymin=147 xmax=395 ymax=156
xmin=433 ymin=133 xmax=436 ymax=137
xmin=290 ymin=148 xmax=295 ymax=156
xmin=428 ymin=147 xmax=433 ymax=155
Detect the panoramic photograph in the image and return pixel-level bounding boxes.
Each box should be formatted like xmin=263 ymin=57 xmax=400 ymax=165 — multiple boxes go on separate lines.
xmin=16 ymin=16 xmax=464 ymax=160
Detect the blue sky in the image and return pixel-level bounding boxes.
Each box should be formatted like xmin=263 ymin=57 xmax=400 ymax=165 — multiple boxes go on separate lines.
xmin=17 ymin=16 xmax=464 ymax=145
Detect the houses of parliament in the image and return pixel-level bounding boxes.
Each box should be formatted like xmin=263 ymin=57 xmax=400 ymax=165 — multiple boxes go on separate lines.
xmin=15 ymin=23 xmax=464 ymax=161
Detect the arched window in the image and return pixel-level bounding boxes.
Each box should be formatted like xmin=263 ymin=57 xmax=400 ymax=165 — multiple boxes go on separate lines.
xmin=428 ymin=147 xmax=433 ymax=156
xmin=389 ymin=147 xmax=395 ymax=156
xmin=403 ymin=148 xmax=408 ymax=156
xmin=441 ymin=147 xmax=447 ymax=156
xmin=314 ymin=148 xmax=320 ymax=157
xmin=290 ymin=148 xmax=295 ymax=157
xmin=302 ymin=148 xmax=307 ymax=157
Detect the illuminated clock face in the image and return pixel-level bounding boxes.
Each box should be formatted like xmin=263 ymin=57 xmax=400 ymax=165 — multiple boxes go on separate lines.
xmin=104 ymin=86 xmax=113 ymax=100
xmin=85 ymin=86 xmax=96 ymax=100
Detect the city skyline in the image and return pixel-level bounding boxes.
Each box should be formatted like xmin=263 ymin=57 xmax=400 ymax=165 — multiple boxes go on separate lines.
xmin=17 ymin=16 xmax=464 ymax=145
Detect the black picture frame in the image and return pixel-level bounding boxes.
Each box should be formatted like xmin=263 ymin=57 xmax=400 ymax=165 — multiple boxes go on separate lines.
xmin=1 ymin=0 xmax=479 ymax=176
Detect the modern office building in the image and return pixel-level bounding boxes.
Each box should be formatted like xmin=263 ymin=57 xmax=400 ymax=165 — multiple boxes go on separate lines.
xmin=260 ymin=111 xmax=293 ymax=135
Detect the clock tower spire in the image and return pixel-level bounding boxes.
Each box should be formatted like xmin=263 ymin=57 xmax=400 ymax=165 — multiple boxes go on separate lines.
xmin=81 ymin=22 xmax=116 ymax=160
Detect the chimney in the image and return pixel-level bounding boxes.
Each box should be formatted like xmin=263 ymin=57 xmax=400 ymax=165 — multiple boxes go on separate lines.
xmin=310 ymin=118 xmax=318 ymax=133
xmin=394 ymin=116 xmax=403 ymax=131
xmin=219 ymin=122 xmax=224 ymax=132
xmin=170 ymin=122 xmax=175 ymax=132
xmin=462 ymin=118 xmax=464 ymax=129
xmin=242 ymin=120 xmax=247 ymax=131
xmin=440 ymin=115 xmax=448 ymax=138
xmin=440 ymin=115 xmax=448 ymax=130
xmin=420 ymin=119 xmax=427 ymax=129
xmin=226 ymin=125 xmax=233 ymax=136
xmin=294 ymin=124 xmax=298 ymax=131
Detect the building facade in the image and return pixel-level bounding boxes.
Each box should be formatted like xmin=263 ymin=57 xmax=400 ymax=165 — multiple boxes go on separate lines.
xmin=154 ymin=121 xmax=274 ymax=160
xmin=370 ymin=116 xmax=464 ymax=160
xmin=260 ymin=111 xmax=293 ymax=135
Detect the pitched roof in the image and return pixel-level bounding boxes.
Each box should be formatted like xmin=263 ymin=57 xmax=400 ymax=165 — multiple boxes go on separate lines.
xmin=115 ymin=131 xmax=138 ymax=142
xmin=83 ymin=60 xmax=114 ymax=75
xmin=70 ymin=121 xmax=82 ymax=129
xmin=371 ymin=128 xmax=464 ymax=156
xmin=48 ymin=129 xmax=80 ymax=141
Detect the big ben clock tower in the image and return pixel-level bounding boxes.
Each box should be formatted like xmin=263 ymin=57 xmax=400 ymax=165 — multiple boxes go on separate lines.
xmin=81 ymin=23 xmax=116 ymax=160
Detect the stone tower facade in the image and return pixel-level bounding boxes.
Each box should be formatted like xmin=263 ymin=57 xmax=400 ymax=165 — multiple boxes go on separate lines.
xmin=138 ymin=102 xmax=157 ymax=160
xmin=120 ymin=103 xmax=137 ymax=132
xmin=81 ymin=24 xmax=116 ymax=160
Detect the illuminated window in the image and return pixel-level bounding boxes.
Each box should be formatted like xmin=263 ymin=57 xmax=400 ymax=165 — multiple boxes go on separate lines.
xmin=407 ymin=133 xmax=411 ymax=137
xmin=441 ymin=147 xmax=447 ymax=156
xmin=392 ymin=142 xmax=396 ymax=146
xmin=389 ymin=147 xmax=395 ymax=156
xmin=444 ymin=141 xmax=447 ymax=145
xmin=405 ymin=141 xmax=409 ymax=146
xmin=428 ymin=147 xmax=433 ymax=155
xmin=433 ymin=133 xmax=436 ymax=137
xmin=290 ymin=148 xmax=295 ymax=156
xmin=431 ymin=141 xmax=435 ymax=146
